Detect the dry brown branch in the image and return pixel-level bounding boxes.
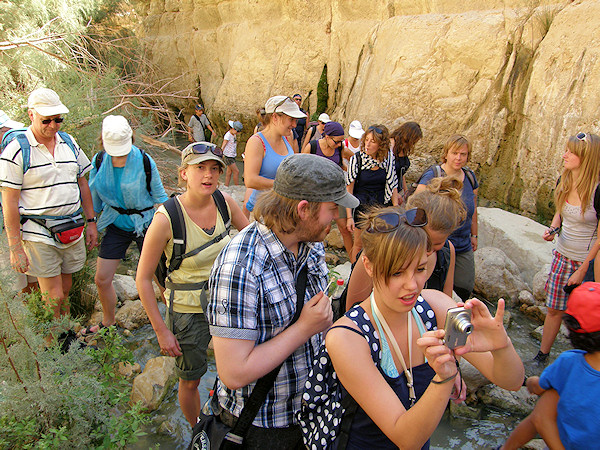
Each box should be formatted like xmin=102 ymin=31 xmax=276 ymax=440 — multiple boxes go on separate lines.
xmin=0 ymin=35 xmax=65 ymax=51
xmin=140 ymin=134 xmax=181 ymax=155
xmin=0 ymin=336 xmax=27 ymax=393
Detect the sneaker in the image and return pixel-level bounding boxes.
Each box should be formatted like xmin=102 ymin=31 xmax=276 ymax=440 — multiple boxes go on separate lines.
xmin=524 ymin=351 xmax=549 ymax=377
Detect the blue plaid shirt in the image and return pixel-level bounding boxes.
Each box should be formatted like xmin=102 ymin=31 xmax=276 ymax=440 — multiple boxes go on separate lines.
xmin=208 ymin=222 xmax=328 ymax=428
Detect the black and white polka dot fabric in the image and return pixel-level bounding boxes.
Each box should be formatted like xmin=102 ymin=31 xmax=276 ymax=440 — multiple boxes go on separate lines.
xmin=298 ymin=298 xmax=436 ymax=449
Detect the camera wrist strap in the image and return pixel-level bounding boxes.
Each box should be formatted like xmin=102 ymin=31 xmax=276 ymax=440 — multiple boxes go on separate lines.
xmin=370 ymin=292 xmax=416 ymax=405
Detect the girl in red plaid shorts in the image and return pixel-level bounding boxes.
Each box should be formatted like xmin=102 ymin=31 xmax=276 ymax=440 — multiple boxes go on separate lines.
xmin=535 ymin=133 xmax=600 ymax=364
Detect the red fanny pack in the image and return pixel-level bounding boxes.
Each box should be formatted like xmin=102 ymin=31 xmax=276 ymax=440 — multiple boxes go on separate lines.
xmin=48 ymin=219 xmax=85 ymax=244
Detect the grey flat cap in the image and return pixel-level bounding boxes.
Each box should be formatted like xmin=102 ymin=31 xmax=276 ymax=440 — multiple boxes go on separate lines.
xmin=273 ymin=154 xmax=359 ymax=209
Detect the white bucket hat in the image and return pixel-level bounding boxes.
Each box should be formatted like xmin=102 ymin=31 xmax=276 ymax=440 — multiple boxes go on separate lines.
xmin=102 ymin=115 xmax=133 ymax=157
xmin=348 ymin=120 xmax=365 ymax=139
xmin=28 ymin=88 xmax=69 ymax=116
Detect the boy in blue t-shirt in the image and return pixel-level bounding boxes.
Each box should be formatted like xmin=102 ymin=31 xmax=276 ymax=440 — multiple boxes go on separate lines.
xmin=502 ymin=282 xmax=600 ymax=449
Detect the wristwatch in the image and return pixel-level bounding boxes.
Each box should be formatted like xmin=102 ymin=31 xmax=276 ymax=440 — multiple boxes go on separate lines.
xmin=87 ymin=217 xmax=97 ymax=223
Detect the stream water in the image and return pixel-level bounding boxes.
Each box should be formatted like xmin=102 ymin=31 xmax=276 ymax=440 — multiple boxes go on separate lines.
xmin=126 ymin=141 xmax=569 ymax=448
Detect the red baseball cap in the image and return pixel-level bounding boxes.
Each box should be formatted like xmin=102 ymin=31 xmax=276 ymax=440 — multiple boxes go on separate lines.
xmin=565 ymin=282 xmax=600 ymax=333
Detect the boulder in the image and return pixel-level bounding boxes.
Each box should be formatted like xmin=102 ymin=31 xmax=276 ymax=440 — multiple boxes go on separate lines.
xmin=478 ymin=385 xmax=537 ymax=416
xmin=113 ymin=274 xmax=139 ymax=302
xmin=115 ymin=299 xmax=150 ymax=330
xmin=118 ymin=361 xmax=142 ymax=379
xmin=477 ymin=208 xmax=554 ymax=287
xmin=520 ymin=304 xmax=547 ymax=324
xmin=131 ymin=356 xmax=177 ymax=411
xmin=325 ymin=226 xmax=344 ymax=250
xmin=325 ymin=252 xmax=341 ymax=266
xmin=532 ymin=264 xmax=551 ymax=302
xmin=459 ymin=359 xmax=490 ymax=393
xmin=517 ymin=290 xmax=535 ymax=307
xmin=474 ymin=247 xmax=528 ymax=302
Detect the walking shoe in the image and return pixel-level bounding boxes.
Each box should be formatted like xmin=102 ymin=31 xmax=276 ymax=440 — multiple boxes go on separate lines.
xmin=524 ymin=351 xmax=549 ymax=377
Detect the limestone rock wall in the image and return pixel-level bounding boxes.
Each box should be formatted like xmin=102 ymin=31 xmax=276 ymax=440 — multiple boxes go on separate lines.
xmin=136 ymin=0 xmax=599 ymax=217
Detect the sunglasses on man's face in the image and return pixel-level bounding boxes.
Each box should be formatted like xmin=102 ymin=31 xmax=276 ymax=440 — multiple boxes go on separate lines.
xmin=41 ymin=117 xmax=64 ymax=125
xmin=187 ymin=143 xmax=223 ymax=157
xmin=366 ymin=208 xmax=428 ymax=233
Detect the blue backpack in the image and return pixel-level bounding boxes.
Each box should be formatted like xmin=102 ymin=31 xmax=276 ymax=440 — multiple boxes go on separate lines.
xmin=1 ymin=128 xmax=78 ymax=173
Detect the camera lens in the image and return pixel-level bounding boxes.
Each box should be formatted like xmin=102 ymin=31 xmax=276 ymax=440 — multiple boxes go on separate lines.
xmin=454 ymin=311 xmax=472 ymax=335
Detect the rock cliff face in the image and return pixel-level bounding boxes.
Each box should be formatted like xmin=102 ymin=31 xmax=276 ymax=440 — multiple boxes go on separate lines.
xmin=136 ymin=0 xmax=600 ymax=217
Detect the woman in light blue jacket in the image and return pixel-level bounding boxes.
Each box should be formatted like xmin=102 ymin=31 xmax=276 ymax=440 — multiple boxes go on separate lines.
xmin=82 ymin=115 xmax=168 ymax=334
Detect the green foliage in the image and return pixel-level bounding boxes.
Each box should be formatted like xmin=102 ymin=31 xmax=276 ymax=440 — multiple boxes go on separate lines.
xmin=315 ymin=64 xmax=329 ymax=116
xmin=0 ymin=271 xmax=149 ymax=449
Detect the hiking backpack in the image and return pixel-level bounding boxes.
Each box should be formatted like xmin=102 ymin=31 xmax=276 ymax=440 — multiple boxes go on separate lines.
xmin=415 ymin=164 xmax=476 ymax=190
xmin=1 ymin=128 xmax=77 ymax=173
xmin=309 ymin=140 xmax=343 ymax=168
xmin=155 ymin=190 xmax=231 ymax=289
xmin=94 ymin=148 xmax=153 ymax=196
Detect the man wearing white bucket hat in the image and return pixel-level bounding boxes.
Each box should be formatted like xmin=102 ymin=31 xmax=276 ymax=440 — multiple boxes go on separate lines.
xmin=0 ymin=88 xmax=97 ymax=319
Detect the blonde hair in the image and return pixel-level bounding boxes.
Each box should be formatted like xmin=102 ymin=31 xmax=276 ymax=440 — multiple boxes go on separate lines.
xmin=441 ymin=134 xmax=471 ymax=163
xmin=406 ymin=176 xmax=466 ymax=234
xmin=360 ymin=206 xmax=429 ymax=285
xmin=361 ymin=124 xmax=390 ymax=162
xmin=555 ymin=133 xmax=600 ymax=215
xmin=253 ymin=190 xmax=321 ymax=234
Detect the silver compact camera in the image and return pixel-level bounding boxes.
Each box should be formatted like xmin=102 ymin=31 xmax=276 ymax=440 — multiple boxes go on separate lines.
xmin=443 ymin=306 xmax=473 ymax=349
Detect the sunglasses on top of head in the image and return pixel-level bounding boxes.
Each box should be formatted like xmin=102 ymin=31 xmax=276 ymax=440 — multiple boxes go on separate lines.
xmin=368 ymin=126 xmax=383 ymax=135
xmin=41 ymin=117 xmax=64 ymax=125
xmin=366 ymin=208 xmax=428 ymax=233
xmin=576 ymin=132 xmax=589 ymax=142
xmin=188 ymin=143 xmax=223 ymax=157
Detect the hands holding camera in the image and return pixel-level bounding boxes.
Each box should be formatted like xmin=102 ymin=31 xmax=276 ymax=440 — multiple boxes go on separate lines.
xmin=451 ymin=298 xmax=511 ymax=356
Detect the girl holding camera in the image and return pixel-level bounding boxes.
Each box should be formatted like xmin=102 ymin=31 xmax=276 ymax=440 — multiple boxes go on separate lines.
xmin=535 ymin=133 xmax=600 ymax=365
xmin=326 ymin=206 xmax=523 ymax=449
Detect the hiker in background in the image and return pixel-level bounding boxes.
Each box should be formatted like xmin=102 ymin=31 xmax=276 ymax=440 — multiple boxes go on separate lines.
xmin=415 ymin=135 xmax=478 ymax=302
xmin=390 ymin=122 xmax=422 ymax=203
xmin=532 ymin=133 xmax=600 ymax=366
xmin=244 ymin=96 xmax=305 ymax=215
xmin=346 ymin=124 xmax=399 ymax=262
xmin=222 ymin=120 xmax=243 ymax=186
xmin=292 ymin=93 xmax=307 ymax=149
xmin=301 ymin=112 xmax=330 ymax=151
xmin=345 ymin=176 xmax=466 ymax=309
xmin=0 ymin=88 xmax=97 ymax=319
xmin=136 ymin=142 xmax=247 ymax=428
xmin=342 ymin=120 xmax=364 ymax=167
xmin=0 ymin=110 xmax=38 ymax=293
xmin=187 ymin=104 xmax=216 ymax=143
xmin=82 ymin=115 xmax=168 ymax=335
xmin=324 ymin=206 xmax=523 ymax=449
xmin=302 ymin=121 xmax=355 ymax=257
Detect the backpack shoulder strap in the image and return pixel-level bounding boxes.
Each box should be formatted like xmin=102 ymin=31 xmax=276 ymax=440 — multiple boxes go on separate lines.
xmin=141 ymin=149 xmax=152 ymax=195
xmin=1 ymin=129 xmax=32 ymax=173
xmin=462 ymin=167 xmax=476 ymax=189
xmin=212 ymin=189 xmax=231 ymax=231
xmin=309 ymin=139 xmax=318 ymax=154
xmin=57 ymin=131 xmax=78 ymax=159
xmin=163 ymin=196 xmax=186 ymax=273
xmin=433 ymin=164 xmax=443 ymax=178
xmin=94 ymin=151 xmax=105 ymax=171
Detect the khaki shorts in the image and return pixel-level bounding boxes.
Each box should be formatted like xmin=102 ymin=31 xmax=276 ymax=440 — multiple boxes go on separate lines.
xmin=23 ymin=238 xmax=86 ymax=278
xmin=169 ymin=311 xmax=211 ymax=381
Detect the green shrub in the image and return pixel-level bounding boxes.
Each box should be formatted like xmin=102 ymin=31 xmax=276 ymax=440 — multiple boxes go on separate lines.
xmin=0 ymin=272 xmax=148 ymax=449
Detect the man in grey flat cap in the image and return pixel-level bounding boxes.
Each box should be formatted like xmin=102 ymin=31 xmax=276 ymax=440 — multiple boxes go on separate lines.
xmin=207 ymin=154 xmax=358 ymax=447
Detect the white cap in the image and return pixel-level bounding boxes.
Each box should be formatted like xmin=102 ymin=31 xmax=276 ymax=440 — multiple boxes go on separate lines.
xmin=28 ymin=88 xmax=69 ymax=116
xmin=264 ymin=96 xmax=307 ymax=119
xmin=102 ymin=115 xmax=133 ymax=157
xmin=348 ymin=120 xmax=364 ymax=139
xmin=0 ymin=110 xmax=24 ymax=129
xmin=318 ymin=113 xmax=331 ymax=123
